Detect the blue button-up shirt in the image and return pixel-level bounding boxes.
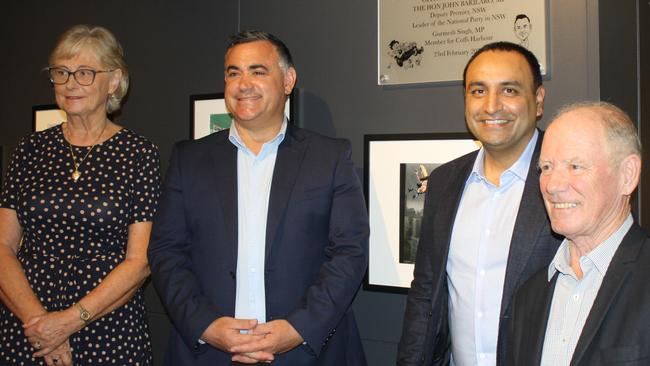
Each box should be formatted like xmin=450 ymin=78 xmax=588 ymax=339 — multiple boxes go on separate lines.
xmin=540 ymin=215 xmax=633 ymax=366
xmin=229 ymin=119 xmax=287 ymax=324
xmin=447 ymin=130 xmax=538 ymax=366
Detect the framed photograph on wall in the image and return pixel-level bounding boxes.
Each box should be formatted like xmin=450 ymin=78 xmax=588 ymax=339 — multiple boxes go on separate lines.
xmin=33 ymin=104 xmax=66 ymax=132
xmin=190 ymin=89 xmax=297 ymax=140
xmin=364 ymin=133 xmax=480 ymax=293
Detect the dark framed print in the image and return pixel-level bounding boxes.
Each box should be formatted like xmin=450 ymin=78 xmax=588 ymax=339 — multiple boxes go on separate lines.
xmin=364 ymin=133 xmax=480 ymax=292
xmin=190 ymin=89 xmax=297 ymax=140
xmin=33 ymin=104 xmax=66 ymax=132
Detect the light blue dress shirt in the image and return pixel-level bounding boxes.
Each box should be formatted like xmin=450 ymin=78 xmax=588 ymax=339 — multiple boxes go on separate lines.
xmin=540 ymin=215 xmax=633 ymax=366
xmin=447 ymin=130 xmax=538 ymax=366
xmin=229 ymin=119 xmax=287 ymax=324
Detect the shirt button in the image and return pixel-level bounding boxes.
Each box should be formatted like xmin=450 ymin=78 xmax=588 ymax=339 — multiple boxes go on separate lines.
xmin=573 ymin=294 xmax=580 ymax=301
xmin=479 ymin=269 xmax=486 ymax=276
xmin=485 ymin=229 xmax=490 ymax=236
xmin=251 ymin=268 xmax=256 ymax=273
xmin=479 ymin=353 xmax=486 ymax=359
xmin=477 ymin=312 xmax=483 ymax=318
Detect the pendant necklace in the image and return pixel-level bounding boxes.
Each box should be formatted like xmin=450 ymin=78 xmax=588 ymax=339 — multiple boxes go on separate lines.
xmin=66 ymin=122 xmax=108 ymax=182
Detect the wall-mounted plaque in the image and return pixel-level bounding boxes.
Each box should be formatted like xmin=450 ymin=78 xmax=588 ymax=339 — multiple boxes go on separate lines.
xmin=378 ymin=0 xmax=548 ymax=85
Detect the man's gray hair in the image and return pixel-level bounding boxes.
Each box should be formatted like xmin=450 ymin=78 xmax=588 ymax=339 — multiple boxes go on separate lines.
xmin=553 ymin=101 xmax=642 ymax=164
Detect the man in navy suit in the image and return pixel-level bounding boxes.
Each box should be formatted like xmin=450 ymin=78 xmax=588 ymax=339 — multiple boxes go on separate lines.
xmin=397 ymin=42 xmax=561 ymax=366
xmin=148 ymin=30 xmax=369 ymax=365
xmin=507 ymin=102 xmax=649 ymax=366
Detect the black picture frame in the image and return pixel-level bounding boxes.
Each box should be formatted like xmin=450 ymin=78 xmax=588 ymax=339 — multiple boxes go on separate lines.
xmin=364 ymin=133 xmax=479 ymax=293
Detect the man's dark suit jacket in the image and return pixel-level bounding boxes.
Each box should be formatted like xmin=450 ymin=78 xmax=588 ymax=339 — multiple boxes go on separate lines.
xmin=507 ymin=223 xmax=650 ymax=366
xmin=397 ymin=133 xmax=562 ymax=366
xmin=148 ymin=125 xmax=369 ymax=365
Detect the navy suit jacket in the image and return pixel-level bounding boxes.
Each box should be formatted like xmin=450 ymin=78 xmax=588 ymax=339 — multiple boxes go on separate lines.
xmin=148 ymin=125 xmax=369 ymax=365
xmin=507 ymin=223 xmax=650 ymax=366
xmin=397 ymin=132 xmax=562 ymax=365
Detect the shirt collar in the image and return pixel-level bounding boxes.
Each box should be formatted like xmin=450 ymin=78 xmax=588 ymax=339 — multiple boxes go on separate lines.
xmin=547 ymin=214 xmax=633 ymax=281
xmin=228 ymin=117 xmax=288 ymax=155
xmin=469 ymin=129 xmax=539 ymax=183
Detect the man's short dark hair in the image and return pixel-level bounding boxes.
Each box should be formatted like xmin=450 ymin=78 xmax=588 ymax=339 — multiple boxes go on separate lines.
xmin=462 ymin=41 xmax=542 ymax=91
xmin=226 ymin=29 xmax=294 ymax=69
xmin=514 ymin=14 xmax=531 ymax=23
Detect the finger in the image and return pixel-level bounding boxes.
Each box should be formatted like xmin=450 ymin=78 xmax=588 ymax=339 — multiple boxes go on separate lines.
xmin=231 ymin=351 xmax=274 ymax=363
xmin=44 ymin=355 xmax=55 ymax=366
xmin=60 ymin=351 xmax=73 ymax=366
xmin=230 ymin=338 xmax=273 ymax=354
xmin=230 ymin=318 xmax=258 ymax=331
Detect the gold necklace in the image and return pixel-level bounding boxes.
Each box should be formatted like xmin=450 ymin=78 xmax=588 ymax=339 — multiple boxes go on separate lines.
xmin=65 ymin=122 xmax=108 ymax=182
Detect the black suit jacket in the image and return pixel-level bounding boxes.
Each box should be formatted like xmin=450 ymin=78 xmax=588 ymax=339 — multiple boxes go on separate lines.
xmin=507 ymin=223 xmax=650 ymax=366
xmin=397 ymin=133 xmax=562 ymax=365
xmin=148 ymin=126 xmax=369 ymax=365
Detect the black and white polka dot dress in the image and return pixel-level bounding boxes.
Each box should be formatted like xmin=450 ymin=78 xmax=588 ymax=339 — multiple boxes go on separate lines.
xmin=0 ymin=124 xmax=161 ymax=365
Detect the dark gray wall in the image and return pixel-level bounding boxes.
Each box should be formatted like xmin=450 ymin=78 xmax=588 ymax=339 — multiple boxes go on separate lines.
xmin=0 ymin=0 xmax=641 ymax=365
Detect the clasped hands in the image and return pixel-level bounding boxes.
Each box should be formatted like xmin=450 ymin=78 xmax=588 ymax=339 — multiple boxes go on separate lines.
xmin=23 ymin=309 xmax=80 ymax=366
xmin=201 ymin=317 xmax=304 ymax=364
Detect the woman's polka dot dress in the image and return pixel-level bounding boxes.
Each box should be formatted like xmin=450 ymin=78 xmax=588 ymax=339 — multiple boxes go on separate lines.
xmin=0 ymin=124 xmax=161 ymax=365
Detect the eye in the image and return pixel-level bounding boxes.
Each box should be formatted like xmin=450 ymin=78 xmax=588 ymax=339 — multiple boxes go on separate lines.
xmin=538 ymin=162 xmax=552 ymax=173
xmin=253 ymin=70 xmax=267 ymax=76
xmin=503 ymin=87 xmax=518 ymax=95
xmin=77 ymin=69 xmax=94 ymax=77
xmin=226 ymin=71 xmax=240 ymax=78
xmin=54 ymin=69 xmax=69 ymax=77
xmin=570 ymin=164 xmax=583 ymax=171
xmin=469 ymin=88 xmax=485 ymax=96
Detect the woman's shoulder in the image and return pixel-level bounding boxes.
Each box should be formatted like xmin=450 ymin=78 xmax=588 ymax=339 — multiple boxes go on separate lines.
xmin=112 ymin=127 xmax=159 ymax=154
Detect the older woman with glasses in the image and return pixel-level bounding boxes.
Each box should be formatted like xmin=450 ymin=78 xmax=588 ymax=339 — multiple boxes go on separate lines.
xmin=0 ymin=25 xmax=160 ymax=365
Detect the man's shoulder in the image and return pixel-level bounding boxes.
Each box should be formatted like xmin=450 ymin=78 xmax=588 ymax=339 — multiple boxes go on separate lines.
xmin=431 ymin=148 xmax=479 ymax=177
xmin=285 ymin=126 xmax=351 ymax=152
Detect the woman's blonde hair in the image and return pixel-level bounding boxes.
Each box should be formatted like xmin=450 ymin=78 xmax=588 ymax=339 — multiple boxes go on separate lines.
xmin=49 ymin=25 xmax=129 ymax=114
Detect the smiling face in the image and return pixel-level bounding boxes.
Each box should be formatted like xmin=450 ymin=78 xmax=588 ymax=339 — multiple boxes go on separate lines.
xmin=514 ymin=17 xmax=531 ymax=41
xmin=52 ymin=48 xmax=121 ymax=119
xmin=224 ymin=40 xmax=296 ymax=129
xmin=539 ymin=108 xmax=638 ymax=246
xmin=464 ymin=50 xmax=544 ymax=158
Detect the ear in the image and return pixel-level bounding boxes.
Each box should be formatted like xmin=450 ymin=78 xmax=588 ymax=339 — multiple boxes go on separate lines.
xmin=108 ymin=68 xmax=123 ymax=95
xmin=283 ymin=66 xmax=297 ymax=95
xmin=619 ymin=154 xmax=642 ymax=196
xmin=535 ymin=85 xmax=545 ymax=118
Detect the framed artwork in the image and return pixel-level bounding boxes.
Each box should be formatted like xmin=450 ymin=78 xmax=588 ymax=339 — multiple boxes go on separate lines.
xmin=364 ymin=133 xmax=480 ymax=293
xmin=33 ymin=104 xmax=66 ymax=132
xmin=190 ymin=89 xmax=296 ymax=140
xmin=378 ymin=0 xmax=549 ymax=85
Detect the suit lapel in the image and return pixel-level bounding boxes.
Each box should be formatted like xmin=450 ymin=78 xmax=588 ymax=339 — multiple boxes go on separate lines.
xmin=570 ymin=224 xmax=645 ymax=365
xmin=209 ymin=134 xmax=239 ymax=264
xmin=500 ymin=134 xmax=548 ymax=315
xmin=265 ymin=127 xmax=307 ymax=261
xmin=430 ymin=156 xmax=475 ymax=294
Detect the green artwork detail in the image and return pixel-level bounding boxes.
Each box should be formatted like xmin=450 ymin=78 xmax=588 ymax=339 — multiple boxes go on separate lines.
xmin=210 ymin=113 xmax=232 ymax=134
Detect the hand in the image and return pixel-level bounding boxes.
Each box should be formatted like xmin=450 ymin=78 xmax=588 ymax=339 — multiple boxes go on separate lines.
xmin=230 ymin=319 xmax=303 ymax=363
xmin=43 ymin=339 xmax=73 ymax=366
xmin=24 ymin=309 xmax=78 ymax=357
xmin=200 ymin=316 xmax=271 ymax=360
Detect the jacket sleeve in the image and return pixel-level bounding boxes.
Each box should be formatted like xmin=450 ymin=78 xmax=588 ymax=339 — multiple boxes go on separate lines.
xmin=285 ymin=139 xmax=369 ymax=357
xmin=397 ymin=166 xmax=451 ymax=366
xmin=147 ymin=143 xmax=221 ymax=352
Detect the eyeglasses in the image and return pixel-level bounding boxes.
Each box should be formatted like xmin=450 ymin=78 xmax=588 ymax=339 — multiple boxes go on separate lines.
xmin=47 ymin=67 xmax=114 ymax=86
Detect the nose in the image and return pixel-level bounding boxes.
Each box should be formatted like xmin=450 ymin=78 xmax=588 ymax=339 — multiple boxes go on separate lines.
xmin=238 ymin=73 xmax=253 ymax=91
xmin=484 ymin=90 xmax=502 ymax=115
xmin=541 ymin=167 xmax=568 ymax=195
